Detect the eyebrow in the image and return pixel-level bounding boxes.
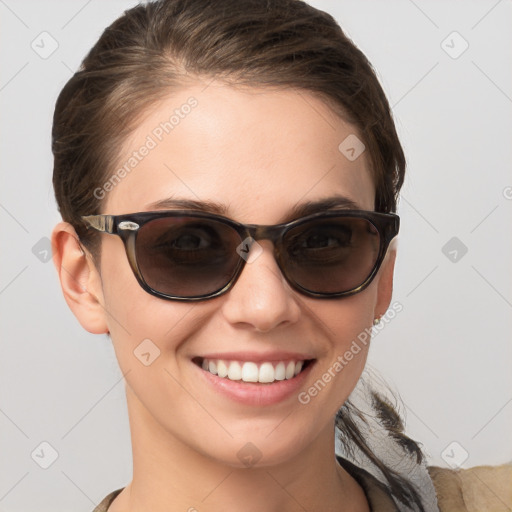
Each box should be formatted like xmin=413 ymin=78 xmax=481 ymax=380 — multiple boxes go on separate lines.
xmin=146 ymin=195 xmax=362 ymax=223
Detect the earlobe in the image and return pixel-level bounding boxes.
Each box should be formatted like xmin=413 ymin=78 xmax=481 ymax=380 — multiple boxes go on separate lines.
xmin=51 ymin=222 xmax=109 ymax=335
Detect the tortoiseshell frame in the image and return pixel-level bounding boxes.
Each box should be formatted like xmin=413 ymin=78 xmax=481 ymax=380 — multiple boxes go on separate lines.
xmin=82 ymin=209 xmax=399 ymax=302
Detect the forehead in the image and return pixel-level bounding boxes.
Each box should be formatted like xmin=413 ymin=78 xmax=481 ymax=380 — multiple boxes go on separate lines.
xmin=103 ymin=81 xmax=375 ymax=221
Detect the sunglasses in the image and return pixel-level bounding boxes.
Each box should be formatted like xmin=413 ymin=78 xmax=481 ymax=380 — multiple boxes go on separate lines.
xmin=81 ymin=209 xmax=399 ymax=301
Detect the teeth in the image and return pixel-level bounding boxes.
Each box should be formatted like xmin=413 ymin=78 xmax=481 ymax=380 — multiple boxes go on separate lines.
xmin=275 ymin=362 xmax=286 ymax=381
xmin=241 ymin=362 xmax=259 ymax=382
xmin=227 ymin=361 xmax=242 ymax=381
xmin=217 ymin=360 xmax=229 ymax=378
xmin=258 ymin=362 xmax=275 ymax=383
xmin=200 ymin=358 xmax=307 ymax=383
xmin=285 ymin=361 xmax=295 ymax=379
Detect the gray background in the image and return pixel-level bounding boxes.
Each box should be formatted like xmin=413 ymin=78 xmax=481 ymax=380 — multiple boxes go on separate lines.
xmin=1 ymin=0 xmax=511 ymax=510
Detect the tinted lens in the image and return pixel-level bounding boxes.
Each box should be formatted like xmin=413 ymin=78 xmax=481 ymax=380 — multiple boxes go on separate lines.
xmin=282 ymin=217 xmax=381 ymax=293
xmin=136 ymin=217 xmax=242 ymax=297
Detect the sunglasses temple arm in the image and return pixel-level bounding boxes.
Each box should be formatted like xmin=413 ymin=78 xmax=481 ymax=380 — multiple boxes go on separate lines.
xmin=82 ymin=215 xmax=115 ymax=234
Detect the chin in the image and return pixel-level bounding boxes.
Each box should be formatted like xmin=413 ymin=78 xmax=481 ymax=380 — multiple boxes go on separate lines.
xmin=196 ymin=427 xmax=315 ymax=471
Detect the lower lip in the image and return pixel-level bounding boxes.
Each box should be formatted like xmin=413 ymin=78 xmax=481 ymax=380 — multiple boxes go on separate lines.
xmin=195 ymin=361 xmax=315 ymax=406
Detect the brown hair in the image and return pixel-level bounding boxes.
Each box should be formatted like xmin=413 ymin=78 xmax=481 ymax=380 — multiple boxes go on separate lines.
xmin=52 ymin=0 xmax=424 ymax=508
xmin=52 ymin=0 xmax=405 ymax=252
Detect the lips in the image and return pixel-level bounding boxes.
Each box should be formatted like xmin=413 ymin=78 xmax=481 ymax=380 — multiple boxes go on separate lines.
xmin=198 ymin=358 xmax=310 ymax=383
xmin=191 ymin=350 xmax=316 ymax=405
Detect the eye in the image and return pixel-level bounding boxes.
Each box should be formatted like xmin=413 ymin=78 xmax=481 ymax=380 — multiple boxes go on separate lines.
xmin=166 ymin=228 xmax=212 ymax=250
xmin=303 ymin=231 xmax=349 ymax=249
xmin=292 ymin=224 xmax=352 ymax=250
xmin=142 ymin=223 xmax=228 ymax=265
xmin=154 ymin=224 xmax=221 ymax=252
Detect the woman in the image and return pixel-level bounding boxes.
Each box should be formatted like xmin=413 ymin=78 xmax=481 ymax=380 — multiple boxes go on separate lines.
xmin=50 ymin=0 xmax=511 ymax=510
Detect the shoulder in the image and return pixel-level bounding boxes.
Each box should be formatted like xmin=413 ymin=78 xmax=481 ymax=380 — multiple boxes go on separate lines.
xmin=428 ymin=463 xmax=512 ymax=512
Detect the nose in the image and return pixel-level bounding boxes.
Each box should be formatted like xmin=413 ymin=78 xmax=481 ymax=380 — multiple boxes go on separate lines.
xmin=220 ymin=240 xmax=301 ymax=333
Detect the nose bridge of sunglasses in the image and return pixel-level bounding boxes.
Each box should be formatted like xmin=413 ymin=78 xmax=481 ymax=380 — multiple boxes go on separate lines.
xmin=236 ymin=225 xmax=282 ymax=265
xmin=245 ymin=223 xmax=283 ymax=242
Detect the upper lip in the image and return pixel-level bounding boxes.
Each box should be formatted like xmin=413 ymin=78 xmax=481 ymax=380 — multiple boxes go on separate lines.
xmin=195 ymin=351 xmax=315 ymax=362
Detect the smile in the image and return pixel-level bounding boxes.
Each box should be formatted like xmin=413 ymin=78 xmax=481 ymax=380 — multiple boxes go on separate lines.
xmin=198 ymin=358 xmax=311 ymax=384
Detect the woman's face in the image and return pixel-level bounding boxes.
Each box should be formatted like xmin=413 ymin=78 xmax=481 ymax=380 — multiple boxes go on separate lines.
xmin=78 ymin=82 xmax=394 ymax=468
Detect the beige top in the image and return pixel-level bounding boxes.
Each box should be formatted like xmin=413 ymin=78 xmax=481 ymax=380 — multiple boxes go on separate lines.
xmin=427 ymin=464 xmax=512 ymax=512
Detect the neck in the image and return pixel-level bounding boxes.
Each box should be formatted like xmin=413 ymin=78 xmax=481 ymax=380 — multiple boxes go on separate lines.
xmin=110 ymin=386 xmax=369 ymax=512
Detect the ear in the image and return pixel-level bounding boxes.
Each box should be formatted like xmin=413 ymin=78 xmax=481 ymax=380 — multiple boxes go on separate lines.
xmin=51 ymin=222 xmax=109 ymax=334
xmin=374 ymin=242 xmax=397 ymax=319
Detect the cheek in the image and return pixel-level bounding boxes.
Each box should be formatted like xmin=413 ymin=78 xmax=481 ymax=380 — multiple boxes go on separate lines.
xmin=98 ymin=238 xmax=178 ymax=368
xmin=314 ymin=290 xmax=375 ymax=353
xmin=300 ymin=290 xmax=376 ymax=407
xmin=100 ymin=244 xmax=142 ymax=337
xmin=98 ymin=240 xmax=214 ymax=377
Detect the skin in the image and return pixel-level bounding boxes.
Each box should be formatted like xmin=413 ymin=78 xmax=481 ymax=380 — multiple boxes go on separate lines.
xmin=52 ymin=81 xmax=396 ymax=512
